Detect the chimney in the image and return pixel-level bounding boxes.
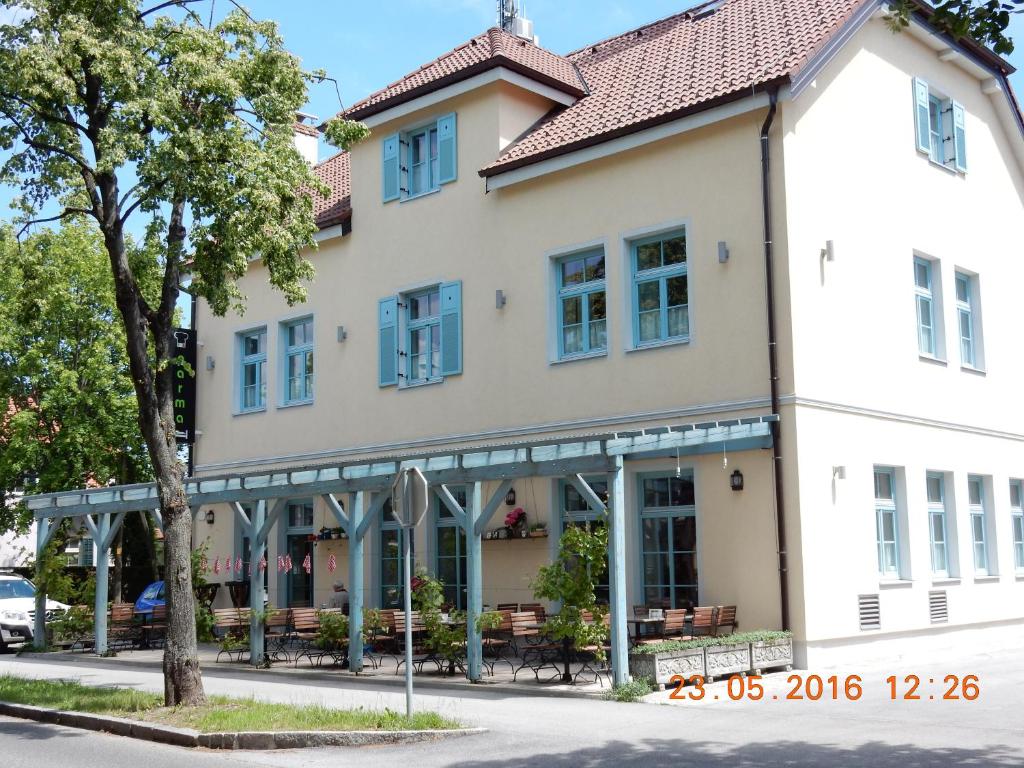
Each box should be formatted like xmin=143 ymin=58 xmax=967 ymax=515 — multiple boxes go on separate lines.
xmin=292 ymin=112 xmax=319 ymax=165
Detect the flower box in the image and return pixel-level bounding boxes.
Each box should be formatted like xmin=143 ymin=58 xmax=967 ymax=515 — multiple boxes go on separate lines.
xmin=629 ymin=647 xmax=706 ymax=688
xmin=704 ymin=641 xmax=752 ymax=682
xmin=750 ymin=636 xmax=793 ymax=674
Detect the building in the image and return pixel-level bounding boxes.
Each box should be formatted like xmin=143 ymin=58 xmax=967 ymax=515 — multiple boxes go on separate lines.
xmin=186 ymin=0 xmax=1021 ymax=668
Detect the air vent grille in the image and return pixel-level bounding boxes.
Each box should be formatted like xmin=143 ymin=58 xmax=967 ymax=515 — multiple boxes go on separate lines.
xmin=929 ymin=590 xmax=948 ymax=624
xmin=858 ymin=593 xmax=880 ymax=631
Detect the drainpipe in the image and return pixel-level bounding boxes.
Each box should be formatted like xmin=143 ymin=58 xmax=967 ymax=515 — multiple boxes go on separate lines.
xmin=760 ymin=88 xmax=789 ymax=632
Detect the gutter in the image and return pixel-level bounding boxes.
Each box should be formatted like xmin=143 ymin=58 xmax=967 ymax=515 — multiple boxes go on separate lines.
xmin=759 ymin=88 xmax=789 ymax=633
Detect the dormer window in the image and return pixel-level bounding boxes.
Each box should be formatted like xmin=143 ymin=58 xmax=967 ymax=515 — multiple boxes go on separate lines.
xmin=382 ymin=113 xmax=457 ymax=202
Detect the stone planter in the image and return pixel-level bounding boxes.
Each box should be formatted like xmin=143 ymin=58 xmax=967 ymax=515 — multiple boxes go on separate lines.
xmin=750 ymin=637 xmax=793 ymax=674
xmin=704 ymin=642 xmax=752 ymax=682
xmin=629 ymin=647 xmax=706 ymax=688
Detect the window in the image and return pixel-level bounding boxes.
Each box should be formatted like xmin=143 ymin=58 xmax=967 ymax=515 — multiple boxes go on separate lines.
xmin=1011 ymin=480 xmax=1024 ymax=572
xmin=640 ymin=473 xmax=697 ymax=609
xmin=239 ymin=328 xmax=267 ymax=411
xmin=282 ymin=317 xmax=314 ymax=404
xmin=913 ymin=258 xmax=939 ymax=357
xmin=382 ymin=113 xmax=457 ymax=203
xmin=874 ymin=469 xmax=900 ymax=578
xmin=968 ymin=476 xmax=989 ymax=575
xmin=926 ymin=473 xmax=949 ymax=576
xmin=284 ymin=500 xmax=314 ymax=607
xmin=435 ymin=486 xmax=467 ymax=610
xmin=955 ymin=272 xmax=982 ymax=368
xmin=913 ymin=77 xmax=967 ymax=172
xmin=631 ymin=230 xmax=688 ymax=346
xmin=557 ymin=250 xmax=607 ymax=358
xmin=561 ymin=478 xmax=610 ymax=604
xmin=380 ymin=497 xmax=413 ymax=609
xmin=378 ymin=281 xmax=462 ymax=388
xmin=79 ymin=537 xmax=94 ymax=567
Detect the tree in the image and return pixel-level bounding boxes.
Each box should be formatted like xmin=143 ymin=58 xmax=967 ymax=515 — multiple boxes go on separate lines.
xmin=0 ymin=0 xmax=365 ymax=705
xmin=888 ymin=1 xmax=1023 ymax=55
xmin=0 ymin=223 xmax=151 ymax=527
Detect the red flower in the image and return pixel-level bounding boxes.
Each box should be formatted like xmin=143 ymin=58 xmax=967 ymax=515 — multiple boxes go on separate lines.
xmin=504 ymin=507 xmax=526 ymax=527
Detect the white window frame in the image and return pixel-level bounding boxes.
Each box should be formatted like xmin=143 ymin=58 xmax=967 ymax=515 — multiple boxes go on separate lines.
xmin=913 ymin=255 xmax=944 ymax=360
xmin=405 ymin=122 xmax=439 ymax=198
xmin=954 ymin=270 xmax=984 ymax=371
xmin=926 ymin=472 xmax=950 ymax=577
xmin=1010 ymin=479 xmax=1024 ymax=573
xmin=968 ymin=476 xmax=992 ymax=575
xmin=874 ymin=467 xmax=901 ymax=579
xmin=404 ymin=285 xmax=442 ymax=385
xmin=237 ymin=327 xmax=268 ymax=413
xmin=280 ymin=316 xmax=314 ymax=406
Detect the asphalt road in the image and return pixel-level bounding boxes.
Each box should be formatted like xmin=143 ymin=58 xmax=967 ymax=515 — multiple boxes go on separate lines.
xmin=0 ymin=650 xmax=1021 ymax=767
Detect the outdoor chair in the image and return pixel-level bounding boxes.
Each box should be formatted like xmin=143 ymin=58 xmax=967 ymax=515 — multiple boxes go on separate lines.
xmin=714 ymin=605 xmax=737 ymax=636
xmin=574 ymin=613 xmax=613 ymax=687
xmin=678 ymin=606 xmax=717 ymax=640
xmin=519 ymin=603 xmax=546 ymax=623
xmin=263 ymin=608 xmax=292 ymax=662
xmin=638 ymin=608 xmax=687 ymax=644
xmin=511 ymin=611 xmax=561 ymax=682
xmin=289 ymin=607 xmax=323 ymax=666
xmin=481 ymin=609 xmax=515 ymax=673
xmin=66 ymin=605 xmax=96 ymax=652
xmin=140 ymin=603 xmax=167 ymax=649
xmin=213 ymin=607 xmax=249 ymax=662
xmin=496 ymin=603 xmax=519 ymax=612
xmin=393 ymin=610 xmax=441 ymax=675
xmin=108 ymin=603 xmax=142 ymax=651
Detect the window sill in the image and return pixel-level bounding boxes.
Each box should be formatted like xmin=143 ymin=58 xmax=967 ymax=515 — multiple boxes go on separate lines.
xmin=878 ymin=579 xmax=913 ymax=589
xmin=551 ymin=350 xmax=608 ymax=366
xmin=278 ymin=399 xmax=314 ymax=410
xmin=920 ymin=152 xmax=964 ymax=177
xmin=1016 ymin=574 xmax=1024 ymax=582
xmin=918 ymin=354 xmax=947 ymax=367
xmin=400 ymin=188 xmax=441 ymax=204
xmin=973 ymin=575 xmax=1001 ymax=584
xmin=234 ymin=406 xmax=267 ymax=417
xmin=400 ymin=377 xmax=444 ymax=390
xmin=931 ymin=577 xmax=960 ymax=586
xmin=627 ymin=337 xmax=690 ymax=354
xmin=960 ymin=365 xmax=986 ymax=376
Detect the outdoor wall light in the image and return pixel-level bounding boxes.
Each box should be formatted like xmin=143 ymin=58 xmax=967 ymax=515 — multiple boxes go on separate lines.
xmin=729 ymin=469 xmax=744 ymax=491
xmin=205 ymin=355 xmax=215 ymax=371
xmin=718 ymin=241 xmax=730 ymax=263
xmin=833 ymin=465 xmax=847 ymax=480
xmin=337 ymin=325 xmax=348 ymax=342
xmin=820 ymin=239 xmax=835 ymax=262
xmin=496 ymin=289 xmax=507 ymax=309
xmin=205 ymin=509 xmax=215 ymax=525
xmin=505 ymin=487 xmax=516 ymax=505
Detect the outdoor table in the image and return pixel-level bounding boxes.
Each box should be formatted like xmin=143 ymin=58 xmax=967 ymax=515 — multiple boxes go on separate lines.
xmin=627 ymin=616 xmax=665 ymax=644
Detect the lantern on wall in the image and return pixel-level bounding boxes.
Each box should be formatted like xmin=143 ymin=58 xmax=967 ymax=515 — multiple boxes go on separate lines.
xmin=730 ymin=469 xmax=744 ymax=492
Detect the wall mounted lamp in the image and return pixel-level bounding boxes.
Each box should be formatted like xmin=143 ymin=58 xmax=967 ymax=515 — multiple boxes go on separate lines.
xmin=505 ymin=487 xmax=516 ymax=505
xmin=205 ymin=509 xmax=215 ymax=525
xmin=206 ymin=355 xmax=215 ymax=371
xmin=729 ymin=469 xmax=744 ymax=492
xmin=820 ymin=240 xmax=835 ymax=262
xmin=718 ymin=241 xmax=730 ymax=263
xmin=832 ymin=466 xmax=847 ymax=480
xmin=337 ymin=325 xmax=348 ymax=342
xmin=496 ymin=289 xmax=507 ymax=309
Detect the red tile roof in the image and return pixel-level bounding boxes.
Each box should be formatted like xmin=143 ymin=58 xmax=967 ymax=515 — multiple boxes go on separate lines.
xmin=312 ymin=150 xmax=351 ymax=229
xmin=343 ymin=27 xmax=587 ymax=121
xmin=482 ymin=0 xmax=867 ymax=176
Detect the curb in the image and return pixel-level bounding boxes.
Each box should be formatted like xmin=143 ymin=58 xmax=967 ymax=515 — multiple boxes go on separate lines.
xmin=0 ymin=701 xmax=485 ymax=749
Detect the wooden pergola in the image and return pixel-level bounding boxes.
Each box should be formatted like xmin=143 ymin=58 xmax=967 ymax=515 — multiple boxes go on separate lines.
xmin=26 ymin=415 xmax=776 ymax=685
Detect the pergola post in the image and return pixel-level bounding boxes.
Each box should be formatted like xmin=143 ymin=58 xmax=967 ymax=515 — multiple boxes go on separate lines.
xmin=348 ymin=492 xmax=365 ymax=672
xmin=248 ymin=500 xmax=266 ymax=665
xmin=92 ymin=515 xmax=111 ymax=654
xmin=465 ymin=481 xmax=483 ymax=681
xmin=32 ymin=518 xmax=52 ymax=648
xmin=608 ymin=455 xmax=629 ymax=684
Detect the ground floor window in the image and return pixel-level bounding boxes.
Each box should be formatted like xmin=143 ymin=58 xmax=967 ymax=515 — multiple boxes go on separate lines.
xmin=1011 ymin=480 xmax=1023 ymax=572
xmin=435 ymin=486 xmax=467 ymax=609
xmin=561 ymin=477 xmax=609 ymax=604
xmin=285 ymin=500 xmax=314 ymax=607
xmin=926 ymin=473 xmax=949 ymax=577
xmin=874 ymin=468 xmax=900 ymax=578
xmin=640 ymin=473 xmax=697 ymax=609
xmin=380 ymin=498 xmax=414 ymax=609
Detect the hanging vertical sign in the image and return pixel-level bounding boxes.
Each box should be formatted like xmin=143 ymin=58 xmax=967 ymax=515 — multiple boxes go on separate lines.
xmin=172 ymin=327 xmax=197 ymax=444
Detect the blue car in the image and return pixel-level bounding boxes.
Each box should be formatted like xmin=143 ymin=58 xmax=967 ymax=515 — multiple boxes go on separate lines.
xmin=134 ymin=581 xmax=165 ymax=615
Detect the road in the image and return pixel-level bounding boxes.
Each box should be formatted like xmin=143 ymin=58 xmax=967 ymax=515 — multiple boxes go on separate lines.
xmin=0 ymin=650 xmax=1021 ymax=767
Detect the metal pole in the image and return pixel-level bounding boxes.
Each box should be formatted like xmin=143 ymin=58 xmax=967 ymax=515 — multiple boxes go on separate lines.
xmin=403 ymin=525 xmax=413 ymax=716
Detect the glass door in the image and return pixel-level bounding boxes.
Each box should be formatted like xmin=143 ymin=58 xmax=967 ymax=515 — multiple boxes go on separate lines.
xmin=286 ymin=536 xmax=313 ymax=607
xmin=640 ymin=474 xmax=698 ymax=609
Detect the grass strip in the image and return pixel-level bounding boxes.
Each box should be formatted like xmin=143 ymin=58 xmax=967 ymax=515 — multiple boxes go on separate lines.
xmin=0 ymin=675 xmax=458 ymax=732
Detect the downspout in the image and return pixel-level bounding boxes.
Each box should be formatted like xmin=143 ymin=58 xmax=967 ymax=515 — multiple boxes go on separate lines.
xmin=760 ymin=88 xmax=790 ymax=632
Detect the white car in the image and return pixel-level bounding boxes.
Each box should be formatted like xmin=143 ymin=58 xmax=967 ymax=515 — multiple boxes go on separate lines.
xmin=0 ymin=573 xmax=69 ymax=650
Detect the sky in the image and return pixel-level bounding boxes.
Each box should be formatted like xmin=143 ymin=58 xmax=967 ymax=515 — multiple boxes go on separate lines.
xmin=0 ymin=1 xmax=1021 ymax=224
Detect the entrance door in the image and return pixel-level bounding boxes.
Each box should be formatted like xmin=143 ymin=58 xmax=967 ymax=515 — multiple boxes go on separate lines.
xmin=640 ymin=474 xmax=698 ymax=609
xmin=287 ymin=536 xmax=313 ymax=607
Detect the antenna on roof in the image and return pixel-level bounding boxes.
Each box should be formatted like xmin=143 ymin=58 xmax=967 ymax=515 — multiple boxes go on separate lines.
xmin=497 ymin=0 xmax=539 ymax=45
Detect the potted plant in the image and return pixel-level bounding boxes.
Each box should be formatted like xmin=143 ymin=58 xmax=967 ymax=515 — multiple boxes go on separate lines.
xmin=529 ymin=523 xmax=547 ymax=538
xmin=504 ymin=507 xmax=526 ymax=538
xmin=748 ymin=630 xmax=793 ymax=674
xmin=629 ymin=640 xmax=707 ymax=687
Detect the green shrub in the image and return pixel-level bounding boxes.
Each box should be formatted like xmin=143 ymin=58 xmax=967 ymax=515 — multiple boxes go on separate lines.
xmin=603 ymin=676 xmax=655 ymax=702
xmin=632 ymin=630 xmax=792 ymax=655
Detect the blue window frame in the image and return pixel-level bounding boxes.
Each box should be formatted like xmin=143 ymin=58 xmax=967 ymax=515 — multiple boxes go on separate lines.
xmin=955 ymin=272 xmax=977 ymax=368
xmin=927 ymin=95 xmax=944 ymax=165
xmin=926 ymin=473 xmax=949 ymax=576
xmin=914 ymin=258 xmax=937 ymax=356
xmin=282 ymin=500 xmax=314 ymax=607
xmin=406 ymin=287 xmax=441 ymax=383
xmin=407 ymin=124 xmax=439 ymax=197
xmin=1011 ymin=480 xmax=1024 ymax=572
xmin=560 ymin=477 xmax=610 ymax=604
xmin=239 ymin=328 xmax=267 ymax=411
xmin=639 ymin=473 xmax=697 ymax=609
xmin=556 ymin=250 xmax=607 ymax=358
xmin=874 ymin=468 xmax=900 ymax=578
xmin=379 ymin=497 xmax=413 ymax=609
xmin=434 ymin=486 xmax=467 ymax=610
xmin=283 ymin=317 xmax=314 ymax=404
xmin=631 ymin=230 xmax=688 ymax=346
xmin=968 ymin=476 xmax=989 ymax=575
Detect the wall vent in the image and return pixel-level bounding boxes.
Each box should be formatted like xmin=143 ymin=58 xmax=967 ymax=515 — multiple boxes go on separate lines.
xmin=858 ymin=593 xmax=880 ymax=631
xmin=929 ymin=590 xmax=949 ymax=624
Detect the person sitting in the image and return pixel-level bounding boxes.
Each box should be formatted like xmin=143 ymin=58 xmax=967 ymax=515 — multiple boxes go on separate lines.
xmin=331 ymin=580 xmax=350 ymax=615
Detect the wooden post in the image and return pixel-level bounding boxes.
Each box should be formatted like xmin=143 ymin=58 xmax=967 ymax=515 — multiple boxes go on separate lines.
xmin=348 ymin=492 xmax=364 ymax=672
xmin=608 ymin=455 xmax=629 ymax=684
xmin=465 ymin=481 xmax=483 ymax=681
xmin=249 ymin=500 xmax=266 ymax=666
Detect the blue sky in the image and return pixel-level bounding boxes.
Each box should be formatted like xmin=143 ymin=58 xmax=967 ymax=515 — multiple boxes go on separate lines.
xmin=0 ymin=2 xmax=1021 ymax=222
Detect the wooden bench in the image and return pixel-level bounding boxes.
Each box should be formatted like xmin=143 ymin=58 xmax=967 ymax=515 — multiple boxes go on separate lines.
xmin=108 ymin=603 xmax=141 ymax=650
xmin=511 ymin=611 xmax=560 ymax=682
xmin=393 ymin=610 xmax=439 ymax=674
xmin=213 ymin=607 xmax=250 ymax=662
xmin=714 ymin=605 xmax=737 ymax=636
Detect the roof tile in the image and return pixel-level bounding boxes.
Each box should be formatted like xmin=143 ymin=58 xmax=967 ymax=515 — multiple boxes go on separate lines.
xmin=312 ymin=150 xmax=350 ymax=229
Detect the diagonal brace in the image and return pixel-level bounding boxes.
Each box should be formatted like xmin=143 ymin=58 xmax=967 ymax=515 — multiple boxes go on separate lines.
xmin=474 ymin=479 xmax=514 ymax=537
xmin=569 ymin=473 xmax=608 ymax=513
xmin=434 ymin=485 xmax=466 ymax=528
xmin=354 ymin=492 xmax=390 ymax=542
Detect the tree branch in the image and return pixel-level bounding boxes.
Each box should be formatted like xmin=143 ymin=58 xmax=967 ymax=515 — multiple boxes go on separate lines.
xmin=137 ymin=0 xmax=206 ymax=20
xmin=0 ymin=108 xmax=93 ymax=174
xmin=0 ymin=91 xmax=90 ymax=137
xmin=16 ymin=208 xmax=96 ymax=238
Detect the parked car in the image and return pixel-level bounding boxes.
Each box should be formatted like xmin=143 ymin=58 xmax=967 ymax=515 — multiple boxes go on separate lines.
xmin=134 ymin=580 xmax=165 ymax=615
xmin=0 ymin=572 xmax=69 ymax=650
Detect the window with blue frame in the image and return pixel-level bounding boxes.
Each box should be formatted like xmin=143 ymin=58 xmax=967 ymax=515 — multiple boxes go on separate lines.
xmin=239 ymin=328 xmax=267 ymax=411
xmin=874 ymin=468 xmax=900 ymax=578
xmin=913 ymin=257 xmax=939 ymax=357
xmin=378 ymin=281 xmax=462 ymax=388
xmin=284 ymin=500 xmax=314 ymax=607
xmin=556 ymin=250 xmax=607 ymax=358
xmin=913 ymin=77 xmax=967 ymax=173
xmin=1011 ymin=480 xmax=1024 ymax=572
xmin=380 ymin=497 xmax=413 ymax=609
xmin=408 ymin=125 xmax=439 ymax=197
xmin=561 ymin=478 xmax=610 ymax=604
xmin=282 ymin=317 xmax=314 ymax=404
xmin=435 ymin=486 xmax=467 ymax=610
xmin=639 ymin=474 xmax=697 ymax=609
xmin=631 ymin=230 xmax=688 ymax=346
xmin=407 ymin=287 xmax=441 ymax=383
xmin=381 ymin=113 xmax=457 ymax=203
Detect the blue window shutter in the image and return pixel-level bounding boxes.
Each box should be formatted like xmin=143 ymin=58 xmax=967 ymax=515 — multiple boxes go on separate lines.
xmin=378 ymin=297 xmax=398 ymax=387
xmin=952 ymin=100 xmax=967 ymax=172
xmin=439 ymin=280 xmax=462 ymax=376
xmin=913 ymin=78 xmax=930 ymax=154
xmin=437 ymin=113 xmax=457 ymax=185
xmin=382 ymin=134 xmax=401 ymax=202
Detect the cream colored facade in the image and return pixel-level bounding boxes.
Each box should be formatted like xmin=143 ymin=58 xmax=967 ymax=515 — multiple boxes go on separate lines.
xmin=193 ymin=12 xmax=1024 ymax=667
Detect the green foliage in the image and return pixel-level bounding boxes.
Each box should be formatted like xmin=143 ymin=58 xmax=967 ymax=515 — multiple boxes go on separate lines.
xmin=322 ymin=118 xmax=371 ymax=151
xmin=362 ymin=607 xmax=385 ymax=642
xmin=531 ymin=523 xmax=610 ymax=659
xmin=475 ymin=610 xmax=502 ymax=634
xmin=49 ymin=604 xmax=94 ymax=643
xmin=632 ymin=630 xmax=792 ymax=656
xmin=191 ymin=540 xmax=209 ymax=590
xmin=195 ymin=603 xmax=216 ymax=643
xmin=315 ymin=609 xmax=349 ymax=651
xmin=886 ymin=1 xmax=1022 ymax=55
xmin=603 ymin=676 xmax=655 ymax=702
xmin=411 ymin=569 xmax=466 ymax=666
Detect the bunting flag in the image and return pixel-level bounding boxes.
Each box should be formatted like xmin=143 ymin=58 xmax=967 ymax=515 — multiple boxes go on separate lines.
xmin=284 ymin=554 xmax=293 ymax=572
xmin=302 ymin=553 xmax=312 ymax=575
xmin=212 ymin=556 xmax=220 ymax=575
xmin=200 ymin=555 xmax=208 ymax=573
xmin=258 ymin=555 xmax=267 ymax=573
xmin=224 ymin=555 xmax=233 ymax=573
xmin=327 ymin=553 xmax=337 ymax=573
xmin=235 ymin=557 xmax=243 ymax=573
xmin=277 ymin=555 xmax=285 ymax=573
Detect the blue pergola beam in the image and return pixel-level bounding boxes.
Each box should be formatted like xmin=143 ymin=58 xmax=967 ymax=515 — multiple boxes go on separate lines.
xmin=32 ymin=519 xmax=51 ymax=648
xmin=348 ymin=492 xmax=365 ymax=672
xmin=465 ymin=482 xmax=483 ymax=681
xmin=248 ymin=500 xmax=267 ymax=666
xmin=608 ymin=455 xmax=629 ymax=685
